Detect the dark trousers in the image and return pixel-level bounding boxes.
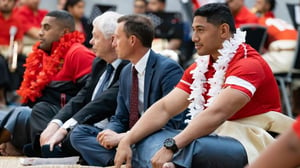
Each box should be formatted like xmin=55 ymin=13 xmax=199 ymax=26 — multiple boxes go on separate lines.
xmin=27 ymin=101 xmax=79 ymax=157
xmin=0 ymin=106 xmax=31 ymax=150
xmin=40 ymin=131 xmax=80 ymax=158
xmin=0 ymin=56 xmax=10 ymax=89
xmin=28 ymin=101 xmax=60 ymax=156
xmin=0 ymin=54 xmax=26 ymax=91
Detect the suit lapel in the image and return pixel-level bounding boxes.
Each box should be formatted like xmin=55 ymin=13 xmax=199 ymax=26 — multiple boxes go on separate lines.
xmin=109 ymin=60 xmax=129 ymax=88
xmin=88 ymin=58 xmax=106 ymax=96
xmin=144 ymin=50 xmax=156 ymax=110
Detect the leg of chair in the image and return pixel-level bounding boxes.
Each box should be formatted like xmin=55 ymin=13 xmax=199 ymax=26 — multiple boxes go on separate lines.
xmin=278 ymin=77 xmax=293 ymax=118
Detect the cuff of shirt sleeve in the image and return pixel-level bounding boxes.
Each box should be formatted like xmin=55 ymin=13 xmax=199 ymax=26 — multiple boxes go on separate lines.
xmin=50 ymin=119 xmax=63 ymax=127
xmin=62 ymin=118 xmax=78 ymax=130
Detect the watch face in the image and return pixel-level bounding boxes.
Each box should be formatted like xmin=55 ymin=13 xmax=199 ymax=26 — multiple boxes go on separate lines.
xmin=164 ymin=138 xmax=174 ymax=147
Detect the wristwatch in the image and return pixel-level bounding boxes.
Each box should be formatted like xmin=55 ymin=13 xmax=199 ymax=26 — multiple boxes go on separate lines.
xmin=163 ymin=138 xmax=178 ymax=153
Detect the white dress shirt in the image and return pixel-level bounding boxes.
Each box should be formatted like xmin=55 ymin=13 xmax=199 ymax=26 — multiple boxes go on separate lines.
xmin=133 ymin=49 xmax=150 ymax=115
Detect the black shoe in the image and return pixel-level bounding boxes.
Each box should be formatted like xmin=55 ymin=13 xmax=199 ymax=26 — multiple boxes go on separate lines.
xmin=41 ymin=144 xmax=70 ymax=158
xmin=23 ymin=143 xmax=41 ymax=157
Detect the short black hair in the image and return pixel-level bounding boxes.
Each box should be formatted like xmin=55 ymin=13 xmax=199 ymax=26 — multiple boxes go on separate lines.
xmin=266 ymin=0 xmax=276 ymax=11
xmin=46 ymin=10 xmax=75 ymax=32
xmin=117 ymin=14 xmax=154 ymax=48
xmin=63 ymin=0 xmax=83 ymax=11
xmin=194 ymin=3 xmax=236 ymax=34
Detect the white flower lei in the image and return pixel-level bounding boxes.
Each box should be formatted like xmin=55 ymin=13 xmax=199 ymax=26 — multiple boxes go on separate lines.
xmin=185 ymin=29 xmax=246 ymax=123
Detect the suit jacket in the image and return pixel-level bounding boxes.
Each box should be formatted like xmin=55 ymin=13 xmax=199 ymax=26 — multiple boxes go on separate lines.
xmin=106 ymin=50 xmax=186 ymax=133
xmin=53 ymin=57 xmax=129 ymax=124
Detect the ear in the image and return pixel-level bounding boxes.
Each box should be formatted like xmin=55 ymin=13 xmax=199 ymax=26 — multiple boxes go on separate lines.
xmin=110 ymin=36 xmax=115 ymax=46
xmin=219 ymin=23 xmax=230 ymax=39
xmin=129 ymin=35 xmax=136 ymax=47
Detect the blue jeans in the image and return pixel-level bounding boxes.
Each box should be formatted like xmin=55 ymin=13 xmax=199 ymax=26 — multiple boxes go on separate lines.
xmin=70 ymin=125 xmax=115 ymax=166
xmin=0 ymin=106 xmax=31 ymax=150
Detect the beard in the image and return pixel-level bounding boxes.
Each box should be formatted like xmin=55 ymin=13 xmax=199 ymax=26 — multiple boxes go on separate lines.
xmin=0 ymin=8 xmax=12 ymax=14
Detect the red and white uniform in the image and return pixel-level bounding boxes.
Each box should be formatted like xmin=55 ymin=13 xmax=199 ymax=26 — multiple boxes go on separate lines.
xmin=259 ymin=12 xmax=297 ymax=46
xmin=259 ymin=12 xmax=298 ymax=73
xmin=234 ymin=6 xmax=258 ymax=28
xmin=177 ymin=43 xmax=281 ymax=120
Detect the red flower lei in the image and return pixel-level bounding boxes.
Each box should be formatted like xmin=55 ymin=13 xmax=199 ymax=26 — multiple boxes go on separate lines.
xmin=17 ymin=31 xmax=85 ymax=103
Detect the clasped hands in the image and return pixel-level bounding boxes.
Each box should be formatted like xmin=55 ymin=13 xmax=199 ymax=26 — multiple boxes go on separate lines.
xmin=40 ymin=122 xmax=68 ymax=151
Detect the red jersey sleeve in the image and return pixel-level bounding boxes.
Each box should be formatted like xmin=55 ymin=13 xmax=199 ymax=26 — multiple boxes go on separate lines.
xmin=224 ymin=55 xmax=265 ymax=98
xmin=293 ymin=117 xmax=300 ymax=140
xmin=176 ymin=62 xmax=197 ymax=94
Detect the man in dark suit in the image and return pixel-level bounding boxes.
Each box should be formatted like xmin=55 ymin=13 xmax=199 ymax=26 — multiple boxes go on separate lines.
xmin=31 ymin=11 xmax=128 ymax=157
xmin=70 ymin=14 xmax=186 ymax=167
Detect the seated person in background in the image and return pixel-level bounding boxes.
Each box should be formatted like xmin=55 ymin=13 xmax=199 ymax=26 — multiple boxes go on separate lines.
xmin=69 ymin=14 xmax=186 ymax=167
xmin=246 ymin=117 xmax=300 ymax=168
xmin=253 ymin=0 xmax=299 ymax=116
xmin=252 ymin=0 xmax=297 ymax=73
xmin=226 ymin=0 xmax=258 ymax=28
xmin=147 ymin=0 xmax=183 ymax=51
xmin=133 ymin=0 xmax=148 ymax=14
xmin=63 ymin=0 xmax=92 ymax=48
xmin=15 ymin=0 xmax=48 ymax=55
xmin=39 ymin=11 xmax=128 ymax=158
xmin=0 ymin=10 xmax=95 ymax=156
xmin=0 ymin=0 xmax=26 ymax=109
xmin=114 ymin=3 xmax=293 ymax=168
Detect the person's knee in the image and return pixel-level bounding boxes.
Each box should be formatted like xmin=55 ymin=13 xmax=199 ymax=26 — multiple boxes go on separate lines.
xmin=31 ymin=102 xmax=49 ymax=117
xmin=30 ymin=102 xmax=58 ymax=125
xmin=69 ymin=125 xmax=87 ymax=148
xmin=192 ymin=136 xmax=248 ymax=167
xmin=16 ymin=107 xmax=31 ymax=121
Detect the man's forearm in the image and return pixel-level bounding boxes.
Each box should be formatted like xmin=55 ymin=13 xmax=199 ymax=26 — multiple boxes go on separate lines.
xmin=124 ymin=100 xmax=171 ymax=145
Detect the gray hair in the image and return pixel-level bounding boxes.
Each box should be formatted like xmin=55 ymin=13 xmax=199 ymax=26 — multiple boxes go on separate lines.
xmin=92 ymin=11 xmax=123 ymax=39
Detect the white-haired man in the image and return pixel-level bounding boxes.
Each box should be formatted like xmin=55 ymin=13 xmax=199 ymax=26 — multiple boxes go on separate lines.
xmin=38 ymin=11 xmax=129 ymax=158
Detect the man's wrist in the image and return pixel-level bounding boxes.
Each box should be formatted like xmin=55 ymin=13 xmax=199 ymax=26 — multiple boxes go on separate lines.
xmin=62 ymin=118 xmax=78 ymax=132
xmin=50 ymin=119 xmax=63 ymax=127
xmin=163 ymin=137 xmax=179 ymax=153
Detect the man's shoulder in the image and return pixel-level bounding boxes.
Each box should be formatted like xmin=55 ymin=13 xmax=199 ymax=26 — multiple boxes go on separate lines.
xmin=150 ymin=50 xmax=181 ymax=67
xmin=228 ymin=44 xmax=268 ymax=73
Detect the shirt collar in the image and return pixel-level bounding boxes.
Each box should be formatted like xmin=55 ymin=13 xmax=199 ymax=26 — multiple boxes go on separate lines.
xmin=133 ymin=49 xmax=150 ymax=74
xmin=110 ymin=59 xmax=122 ymax=69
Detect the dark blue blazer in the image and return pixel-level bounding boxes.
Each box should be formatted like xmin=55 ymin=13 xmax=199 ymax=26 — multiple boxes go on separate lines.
xmin=106 ymin=50 xmax=186 ymax=133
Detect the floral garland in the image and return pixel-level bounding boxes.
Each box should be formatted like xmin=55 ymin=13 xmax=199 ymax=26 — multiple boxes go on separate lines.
xmin=186 ymin=29 xmax=246 ymax=123
xmin=17 ymin=31 xmax=85 ymax=103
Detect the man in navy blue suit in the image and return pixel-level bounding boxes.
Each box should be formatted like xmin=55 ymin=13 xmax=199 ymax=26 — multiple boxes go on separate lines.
xmin=70 ymin=14 xmax=186 ymax=166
